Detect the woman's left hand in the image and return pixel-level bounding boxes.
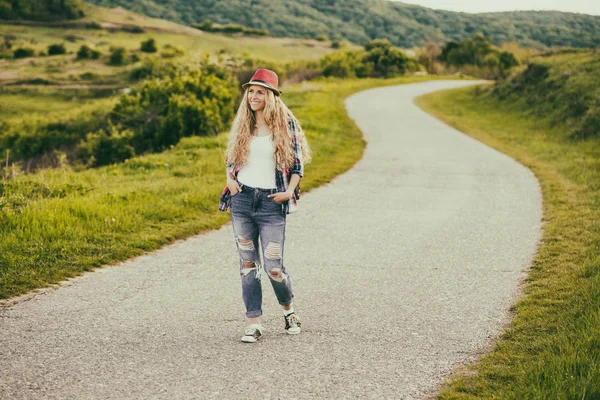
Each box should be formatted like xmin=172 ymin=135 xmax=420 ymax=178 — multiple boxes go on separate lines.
xmin=268 ymin=191 xmax=292 ymax=204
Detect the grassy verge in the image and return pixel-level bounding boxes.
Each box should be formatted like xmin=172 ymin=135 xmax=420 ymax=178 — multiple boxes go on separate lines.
xmin=416 ymin=86 xmax=600 ymax=399
xmin=0 ymin=75 xmax=456 ymax=300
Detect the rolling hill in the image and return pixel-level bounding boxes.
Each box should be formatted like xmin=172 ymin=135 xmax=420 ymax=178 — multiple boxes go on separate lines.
xmin=82 ymin=0 xmax=600 ymax=49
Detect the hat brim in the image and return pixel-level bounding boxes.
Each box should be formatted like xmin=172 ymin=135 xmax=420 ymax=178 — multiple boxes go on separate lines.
xmin=242 ymin=81 xmax=281 ymax=96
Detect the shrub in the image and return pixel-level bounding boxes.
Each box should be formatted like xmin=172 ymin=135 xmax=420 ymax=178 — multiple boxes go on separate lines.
xmin=316 ymin=34 xmax=328 ymax=42
xmin=160 ymin=44 xmax=185 ymax=59
xmin=128 ymin=58 xmax=177 ymax=81
xmin=13 ymin=47 xmax=35 ymax=59
xmin=84 ymin=21 xmax=103 ymax=30
xmin=47 ymin=43 xmax=67 ymax=56
xmin=1 ymin=62 xmax=238 ymax=168
xmin=76 ymin=44 xmax=101 ymax=60
xmin=109 ymin=66 xmax=237 ymax=154
xmin=362 ymin=39 xmax=418 ymax=77
xmin=499 ymin=51 xmax=520 ymax=69
xmin=122 ymin=25 xmax=145 ymax=34
xmin=197 ymin=19 xmax=214 ymax=31
xmin=108 ymin=47 xmax=126 ymax=66
xmin=140 ymin=38 xmax=157 ymax=53
xmin=64 ymin=34 xmax=79 ymax=43
xmin=221 ymin=23 xmax=245 ymax=34
xmin=321 ymin=51 xmax=362 ymax=78
xmin=77 ymin=127 xmax=135 ymax=167
xmin=79 ymin=71 xmax=98 ymax=80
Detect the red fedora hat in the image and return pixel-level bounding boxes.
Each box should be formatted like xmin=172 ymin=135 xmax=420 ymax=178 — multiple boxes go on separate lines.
xmin=242 ymin=68 xmax=281 ymax=96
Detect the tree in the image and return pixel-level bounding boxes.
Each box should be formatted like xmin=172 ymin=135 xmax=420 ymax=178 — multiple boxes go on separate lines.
xmin=13 ymin=47 xmax=34 ymax=58
xmin=108 ymin=47 xmax=126 ymax=66
xmin=76 ymin=44 xmax=100 ymax=60
xmin=140 ymin=38 xmax=157 ymax=53
xmin=47 ymin=43 xmax=66 ymax=56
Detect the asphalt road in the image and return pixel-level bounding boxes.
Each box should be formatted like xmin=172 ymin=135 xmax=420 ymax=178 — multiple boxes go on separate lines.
xmin=0 ymin=80 xmax=542 ymax=399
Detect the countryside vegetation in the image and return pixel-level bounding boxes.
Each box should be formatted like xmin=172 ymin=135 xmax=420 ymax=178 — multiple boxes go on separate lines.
xmin=85 ymin=0 xmax=600 ymax=48
xmin=417 ymin=47 xmax=600 ymax=399
xmin=1 ymin=0 xmax=599 ymax=398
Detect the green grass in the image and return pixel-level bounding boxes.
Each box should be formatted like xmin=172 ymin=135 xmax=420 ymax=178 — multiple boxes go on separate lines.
xmin=0 ymin=75 xmax=456 ymax=300
xmin=0 ymin=87 xmax=117 ymax=123
xmin=416 ymin=86 xmax=600 ymax=399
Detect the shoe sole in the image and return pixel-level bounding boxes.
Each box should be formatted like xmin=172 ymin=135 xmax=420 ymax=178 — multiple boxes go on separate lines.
xmin=241 ymin=335 xmax=261 ymax=343
xmin=285 ymin=328 xmax=301 ymax=335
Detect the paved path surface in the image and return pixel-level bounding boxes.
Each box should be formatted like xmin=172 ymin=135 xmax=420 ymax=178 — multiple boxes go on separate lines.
xmin=0 ymin=80 xmax=542 ymax=399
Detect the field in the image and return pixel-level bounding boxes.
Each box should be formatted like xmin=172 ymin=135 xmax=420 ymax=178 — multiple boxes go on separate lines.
xmin=0 ymin=3 xmax=341 ymax=124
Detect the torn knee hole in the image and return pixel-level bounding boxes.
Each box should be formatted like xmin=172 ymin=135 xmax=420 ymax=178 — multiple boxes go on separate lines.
xmin=237 ymin=236 xmax=255 ymax=251
xmin=265 ymin=242 xmax=281 ymax=260
xmin=270 ymin=268 xmax=281 ymax=277
xmin=241 ymin=260 xmax=260 ymax=277
xmin=269 ymin=268 xmax=286 ymax=282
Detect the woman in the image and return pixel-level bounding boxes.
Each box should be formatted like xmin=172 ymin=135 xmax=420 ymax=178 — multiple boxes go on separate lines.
xmin=219 ymin=68 xmax=311 ymax=343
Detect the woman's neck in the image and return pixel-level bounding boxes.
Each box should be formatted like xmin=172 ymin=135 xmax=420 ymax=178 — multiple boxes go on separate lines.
xmin=253 ymin=111 xmax=271 ymax=137
xmin=254 ymin=111 xmax=268 ymax=130
xmin=254 ymin=110 xmax=265 ymax=125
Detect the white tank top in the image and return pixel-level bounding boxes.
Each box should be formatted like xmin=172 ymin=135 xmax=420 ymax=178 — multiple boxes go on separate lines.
xmin=237 ymin=135 xmax=277 ymax=189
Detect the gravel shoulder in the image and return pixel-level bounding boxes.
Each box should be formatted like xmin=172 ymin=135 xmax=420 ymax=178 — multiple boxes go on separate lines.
xmin=0 ymin=80 xmax=542 ymax=399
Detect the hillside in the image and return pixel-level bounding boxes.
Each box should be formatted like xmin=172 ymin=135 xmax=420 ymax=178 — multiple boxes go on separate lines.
xmin=486 ymin=49 xmax=600 ymax=139
xmin=83 ymin=0 xmax=600 ymax=49
xmin=0 ymin=3 xmax=337 ymax=87
xmin=0 ymin=0 xmax=84 ymax=20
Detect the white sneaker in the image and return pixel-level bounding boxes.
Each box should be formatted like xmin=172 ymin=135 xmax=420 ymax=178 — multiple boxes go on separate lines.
xmin=284 ymin=313 xmax=301 ymax=335
xmin=241 ymin=324 xmax=263 ymax=343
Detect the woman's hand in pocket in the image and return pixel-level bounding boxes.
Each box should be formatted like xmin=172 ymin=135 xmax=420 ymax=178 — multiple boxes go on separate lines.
xmin=227 ymin=178 xmax=241 ymax=196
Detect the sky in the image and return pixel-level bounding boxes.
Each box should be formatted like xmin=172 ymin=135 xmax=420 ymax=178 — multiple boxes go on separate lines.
xmin=393 ymin=0 xmax=600 ymax=16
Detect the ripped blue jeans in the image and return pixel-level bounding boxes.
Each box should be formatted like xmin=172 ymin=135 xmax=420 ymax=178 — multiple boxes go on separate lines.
xmin=230 ymin=184 xmax=293 ymax=318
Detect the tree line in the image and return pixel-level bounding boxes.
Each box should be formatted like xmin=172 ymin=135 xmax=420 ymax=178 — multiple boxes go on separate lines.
xmin=0 ymin=0 xmax=84 ymax=20
xmin=84 ymin=0 xmax=600 ymax=49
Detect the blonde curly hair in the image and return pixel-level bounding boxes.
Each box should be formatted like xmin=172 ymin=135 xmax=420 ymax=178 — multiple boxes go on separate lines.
xmin=225 ymin=87 xmax=311 ymax=171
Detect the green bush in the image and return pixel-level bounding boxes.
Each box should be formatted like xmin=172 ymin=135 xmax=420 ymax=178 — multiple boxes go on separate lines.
xmin=439 ymin=35 xmax=520 ymax=78
xmin=499 ymin=51 xmax=520 ymax=69
xmin=196 ymin=19 xmax=214 ymax=31
xmin=140 ymin=38 xmax=157 ymax=53
xmin=76 ymin=44 xmax=101 ymax=60
xmin=47 ymin=43 xmax=66 ymax=56
xmin=122 ymin=25 xmax=145 ymax=34
xmin=109 ymin=66 xmax=237 ymax=154
xmin=191 ymin=21 xmax=269 ymax=36
xmin=79 ymin=71 xmax=99 ymax=80
xmin=362 ymin=39 xmax=417 ymax=77
xmin=108 ymin=47 xmax=126 ymax=66
xmin=160 ymin=43 xmax=185 ymax=59
xmin=321 ymin=51 xmax=362 ymax=78
xmin=76 ymin=127 xmax=135 ymax=167
xmin=13 ymin=47 xmax=35 ymax=59
xmin=128 ymin=58 xmax=177 ymax=81
xmin=0 ymin=63 xmax=238 ymax=168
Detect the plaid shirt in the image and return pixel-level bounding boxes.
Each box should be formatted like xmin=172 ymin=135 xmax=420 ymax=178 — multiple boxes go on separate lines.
xmin=219 ymin=118 xmax=305 ymax=215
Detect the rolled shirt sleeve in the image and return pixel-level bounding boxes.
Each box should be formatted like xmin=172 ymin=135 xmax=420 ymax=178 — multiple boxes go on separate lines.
xmin=288 ymin=118 xmax=304 ymax=177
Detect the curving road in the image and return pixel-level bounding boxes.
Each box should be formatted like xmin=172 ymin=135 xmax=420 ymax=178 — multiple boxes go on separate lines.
xmin=0 ymin=80 xmax=542 ymax=399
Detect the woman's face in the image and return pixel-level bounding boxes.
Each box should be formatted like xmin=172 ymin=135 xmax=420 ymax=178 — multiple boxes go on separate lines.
xmin=247 ymin=85 xmax=267 ymax=112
